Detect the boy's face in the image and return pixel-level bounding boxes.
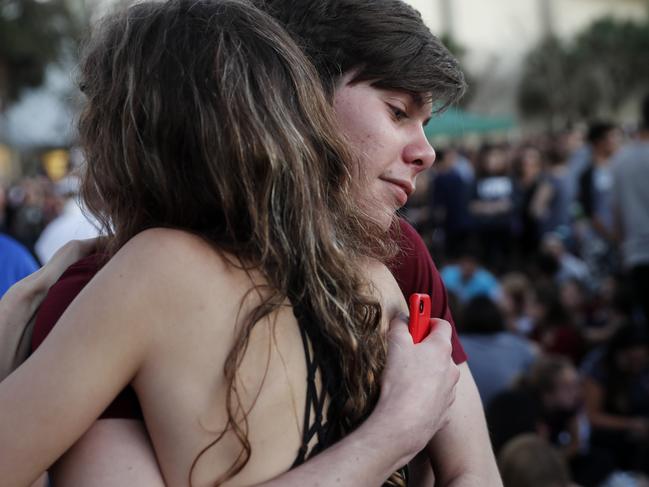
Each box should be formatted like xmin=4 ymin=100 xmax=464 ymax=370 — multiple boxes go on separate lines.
xmin=332 ymin=75 xmax=435 ymax=228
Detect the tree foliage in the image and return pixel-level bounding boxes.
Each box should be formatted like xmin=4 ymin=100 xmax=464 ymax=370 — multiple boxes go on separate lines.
xmin=0 ymin=0 xmax=80 ymax=111
xmin=518 ymin=15 xmax=649 ymax=128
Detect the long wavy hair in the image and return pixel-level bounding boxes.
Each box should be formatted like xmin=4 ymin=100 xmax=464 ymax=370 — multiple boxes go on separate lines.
xmin=77 ymin=0 xmax=394 ymax=484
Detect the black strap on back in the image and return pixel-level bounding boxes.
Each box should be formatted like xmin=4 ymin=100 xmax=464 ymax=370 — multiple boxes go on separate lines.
xmin=292 ymin=321 xmax=330 ymax=466
xmin=289 ymin=301 xmax=408 ymax=485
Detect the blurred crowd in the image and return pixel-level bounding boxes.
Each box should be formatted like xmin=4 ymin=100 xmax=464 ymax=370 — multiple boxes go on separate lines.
xmin=2 ymin=110 xmax=649 ymax=486
xmin=0 ymin=158 xmax=99 ymax=297
xmin=404 ymin=109 xmax=649 ymax=486
xmin=1 ymin=161 xmax=99 ymax=259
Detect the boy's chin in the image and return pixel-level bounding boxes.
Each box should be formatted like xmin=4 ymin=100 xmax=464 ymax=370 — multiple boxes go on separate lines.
xmin=373 ymin=208 xmax=398 ymax=231
xmin=359 ymin=198 xmax=398 ymax=231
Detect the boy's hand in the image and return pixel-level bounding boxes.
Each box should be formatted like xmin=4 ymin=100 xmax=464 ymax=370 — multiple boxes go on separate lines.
xmin=374 ymin=315 xmax=460 ymax=459
xmin=0 ymin=238 xmax=101 ymax=380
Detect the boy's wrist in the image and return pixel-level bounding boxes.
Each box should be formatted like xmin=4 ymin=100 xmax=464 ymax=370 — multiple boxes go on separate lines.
xmin=361 ymin=400 xmax=421 ymax=469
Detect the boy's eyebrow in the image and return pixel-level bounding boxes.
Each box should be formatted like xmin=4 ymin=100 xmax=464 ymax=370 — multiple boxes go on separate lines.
xmin=384 ymin=88 xmax=422 ymax=106
xmin=410 ymin=92 xmax=424 ymax=107
xmin=406 ymin=91 xmax=432 ymax=111
xmin=408 ymin=92 xmax=433 ymax=121
xmin=385 ymin=88 xmax=433 ymax=119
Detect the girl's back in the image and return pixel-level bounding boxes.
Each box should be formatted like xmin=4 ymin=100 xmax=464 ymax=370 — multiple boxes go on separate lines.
xmin=125 ymin=229 xmax=406 ymax=485
xmin=134 ymin=228 xmax=317 ymax=485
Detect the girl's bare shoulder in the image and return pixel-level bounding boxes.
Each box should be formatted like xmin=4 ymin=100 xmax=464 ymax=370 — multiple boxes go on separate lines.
xmin=117 ymin=228 xmax=235 ymax=274
xmin=95 ymin=228 xmax=257 ymax=334
xmin=108 ymin=228 xmax=249 ymax=291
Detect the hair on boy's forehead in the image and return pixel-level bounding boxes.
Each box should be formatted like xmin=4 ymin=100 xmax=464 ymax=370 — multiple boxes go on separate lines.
xmin=255 ymin=0 xmax=466 ymax=110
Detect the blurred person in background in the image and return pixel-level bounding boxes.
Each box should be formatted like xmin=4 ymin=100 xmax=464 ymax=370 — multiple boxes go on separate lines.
xmin=486 ymin=385 xmax=544 ymax=457
xmin=528 ymin=242 xmax=562 ymax=289
xmin=441 ymin=239 xmax=501 ymax=304
xmin=576 ymin=121 xmax=622 ymax=286
xmin=581 ymin=324 xmax=649 ymax=475
xmin=4 ymin=176 xmax=54 ymax=256
xmin=527 ymin=358 xmax=584 ymax=453
xmin=541 ymin=144 xmax=572 ymax=240
xmin=527 ymin=356 xmax=614 ymax=486
xmin=582 ymin=275 xmax=636 ymax=347
xmin=557 ymin=275 xmax=629 ymax=350
xmin=469 ymin=143 xmax=515 ymax=273
xmin=459 ymin=295 xmax=538 ymax=407
xmin=34 ymin=173 xmax=100 ymax=264
xmin=489 ymin=356 xmax=613 ymax=486
xmin=541 ymin=232 xmax=591 ymax=289
xmin=512 ymin=145 xmax=553 ymax=263
xmin=499 ymin=272 xmax=534 ymax=336
xmin=454 ymin=148 xmax=476 ymax=185
xmin=430 ymin=147 xmax=473 ymax=261
xmin=612 ymin=94 xmax=649 ymax=325
xmin=497 ymin=434 xmax=574 ymax=487
xmin=486 ymin=358 xmax=573 ymax=458
xmin=563 ymin=123 xmax=589 ymax=216
xmin=529 ymin=284 xmax=585 ymax=363
xmin=559 ymin=278 xmax=596 ymax=332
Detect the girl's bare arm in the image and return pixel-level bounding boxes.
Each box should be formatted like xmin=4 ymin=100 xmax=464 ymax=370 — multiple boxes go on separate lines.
xmin=0 ymin=234 xmax=160 ymax=486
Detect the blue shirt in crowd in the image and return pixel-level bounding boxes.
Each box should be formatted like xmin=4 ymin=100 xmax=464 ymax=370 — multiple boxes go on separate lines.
xmin=440 ymin=264 xmax=501 ymax=303
xmin=0 ymin=233 xmax=39 ymax=297
xmin=460 ymin=332 xmax=537 ymax=407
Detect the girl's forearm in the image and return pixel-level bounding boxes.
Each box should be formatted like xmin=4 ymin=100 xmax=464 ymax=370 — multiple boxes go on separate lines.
xmin=257 ymin=412 xmax=412 ymax=487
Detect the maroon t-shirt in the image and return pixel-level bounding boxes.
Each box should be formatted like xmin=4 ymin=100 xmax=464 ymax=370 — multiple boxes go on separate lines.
xmin=390 ymin=219 xmax=466 ymax=365
xmin=32 ymin=219 xmax=466 ymax=419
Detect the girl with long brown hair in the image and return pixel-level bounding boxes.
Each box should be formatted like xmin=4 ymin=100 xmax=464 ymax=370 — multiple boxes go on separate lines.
xmin=0 ymin=1 xmax=458 ymax=486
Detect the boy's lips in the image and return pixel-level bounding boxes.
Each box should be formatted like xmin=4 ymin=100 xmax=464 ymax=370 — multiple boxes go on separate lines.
xmin=380 ymin=177 xmax=414 ymax=207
